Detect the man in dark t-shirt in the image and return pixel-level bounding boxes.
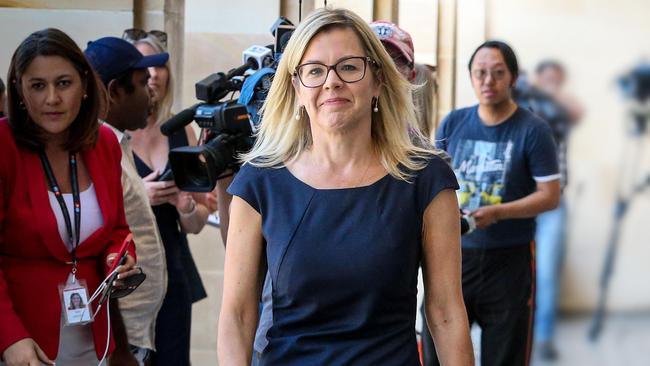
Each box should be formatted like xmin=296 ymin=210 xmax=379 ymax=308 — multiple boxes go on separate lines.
xmin=438 ymin=105 xmax=559 ymax=247
xmin=431 ymin=41 xmax=560 ymax=366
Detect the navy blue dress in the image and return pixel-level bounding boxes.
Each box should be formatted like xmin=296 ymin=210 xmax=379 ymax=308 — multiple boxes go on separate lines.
xmin=134 ymin=129 xmax=207 ymax=366
xmin=228 ymin=155 xmax=458 ymax=365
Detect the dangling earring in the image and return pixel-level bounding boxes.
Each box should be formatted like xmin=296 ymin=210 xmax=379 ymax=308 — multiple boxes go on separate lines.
xmin=295 ymin=105 xmax=303 ymax=120
xmin=19 ymin=100 xmax=26 ymax=110
xmin=83 ymin=94 xmax=88 ymax=100
xmin=372 ymin=97 xmax=379 ymax=113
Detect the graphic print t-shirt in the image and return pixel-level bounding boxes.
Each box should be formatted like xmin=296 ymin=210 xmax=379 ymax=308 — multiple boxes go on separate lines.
xmin=436 ymin=105 xmax=559 ymax=248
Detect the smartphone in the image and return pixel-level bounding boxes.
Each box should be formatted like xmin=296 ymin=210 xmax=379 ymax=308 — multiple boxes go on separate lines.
xmin=108 ymin=233 xmax=133 ymax=274
xmin=157 ymin=168 xmax=174 ymax=182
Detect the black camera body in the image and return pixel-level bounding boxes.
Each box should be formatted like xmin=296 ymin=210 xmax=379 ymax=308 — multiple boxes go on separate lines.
xmin=163 ymin=17 xmax=295 ymax=192
xmin=168 ymin=101 xmax=255 ymax=192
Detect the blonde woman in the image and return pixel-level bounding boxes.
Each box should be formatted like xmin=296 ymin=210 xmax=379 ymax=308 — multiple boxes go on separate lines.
xmin=124 ymin=32 xmax=210 ymax=366
xmin=218 ymin=8 xmax=474 ymax=366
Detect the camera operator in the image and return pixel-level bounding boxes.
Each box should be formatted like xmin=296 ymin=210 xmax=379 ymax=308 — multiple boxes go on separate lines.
xmin=85 ymin=36 xmax=169 ymax=366
xmin=124 ymin=31 xmax=210 ymax=366
xmin=433 ymin=41 xmax=560 ymax=366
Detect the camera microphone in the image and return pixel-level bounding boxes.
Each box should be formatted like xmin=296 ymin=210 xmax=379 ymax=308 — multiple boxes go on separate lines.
xmin=242 ymin=45 xmax=273 ymax=71
xmin=160 ymin=104 xmax=200 ymax=136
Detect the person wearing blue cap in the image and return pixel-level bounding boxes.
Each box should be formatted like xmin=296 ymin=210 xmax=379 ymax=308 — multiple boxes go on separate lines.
xmin=84 ymin=37 xmax=169 ymax=87
xmin=125 ymin=33 xmax=211 ymax=366
xmin=85 ymin=36 xmax=169 ymax=366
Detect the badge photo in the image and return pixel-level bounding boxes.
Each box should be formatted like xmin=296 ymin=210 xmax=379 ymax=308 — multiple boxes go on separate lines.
xmin=60 ymin=280 xmax=94 ymax=326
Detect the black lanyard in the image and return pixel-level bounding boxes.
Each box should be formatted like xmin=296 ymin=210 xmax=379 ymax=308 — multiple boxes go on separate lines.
xmin=39 ymin=152 xmax=81 ymax=270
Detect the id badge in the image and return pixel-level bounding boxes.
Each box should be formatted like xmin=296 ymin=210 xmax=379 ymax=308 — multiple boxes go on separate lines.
xmin=58 ymin=275 xmax=94 ymax=326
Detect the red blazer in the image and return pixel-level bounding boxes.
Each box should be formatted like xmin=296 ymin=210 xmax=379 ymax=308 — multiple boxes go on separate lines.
xmin=0 ymin=118 xmax=135 ymax=360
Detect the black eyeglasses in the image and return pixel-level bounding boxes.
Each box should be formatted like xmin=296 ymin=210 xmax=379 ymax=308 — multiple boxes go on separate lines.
xmin=471 ymin=68 xmax=508 ymax=81
xmin=122 ymin=28 xmax=168 ymax=48
xmin=293 ymin=56 xmax=377 ymax=88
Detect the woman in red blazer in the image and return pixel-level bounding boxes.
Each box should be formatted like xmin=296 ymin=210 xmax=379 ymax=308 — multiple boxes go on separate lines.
xmin=0 ymin=29 xmax=138 ymax=365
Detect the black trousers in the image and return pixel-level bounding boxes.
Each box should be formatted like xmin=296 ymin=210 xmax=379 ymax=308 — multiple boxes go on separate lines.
xmin=422 ymin=244 xmax=536 ymax=366
xmin=151 ymin=278 xmax=193 ymax=366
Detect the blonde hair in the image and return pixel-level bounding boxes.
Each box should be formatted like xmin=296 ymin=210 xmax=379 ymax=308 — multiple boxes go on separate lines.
xmin=412 ymin=63 xmax=437 ymax=140
xmin=241 ymin=8 xmax=437 ymax=181
xmin=133 ymin=36 xmax=174 ymax=125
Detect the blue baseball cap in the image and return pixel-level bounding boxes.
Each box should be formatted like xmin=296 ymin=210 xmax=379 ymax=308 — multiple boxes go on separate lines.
xmin=84 ymin=37 xmax=169 ymax=84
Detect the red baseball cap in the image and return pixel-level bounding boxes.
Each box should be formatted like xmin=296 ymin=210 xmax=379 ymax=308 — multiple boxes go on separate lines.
xmin=370 ymin=21 xmax=414 ymax=67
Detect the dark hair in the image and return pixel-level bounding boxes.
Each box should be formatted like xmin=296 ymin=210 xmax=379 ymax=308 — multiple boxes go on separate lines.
xmin=7 ymin=28 xmax=101 ymax=152
xmin=0 ymin=77 xmax=5 ymax=96
xmin=535 ymin=59 xmax=564 ymax=75
xmin=468 ymin=40 xmax=519 ymax=82
xmin=100 ymin=68 xmax=136 ymax=94
xmin=68 ymin=292 xmax=84 ymax=309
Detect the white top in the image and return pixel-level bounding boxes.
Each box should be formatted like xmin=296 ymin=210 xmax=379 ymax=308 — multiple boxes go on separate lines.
xmin=48 ymin=183 xmax=104 ymax=252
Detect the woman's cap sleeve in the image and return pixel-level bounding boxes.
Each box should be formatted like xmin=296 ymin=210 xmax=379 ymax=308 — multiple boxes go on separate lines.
xmin=417 ymin=155 xmax=460 ymax=215
xmin=227 ymin=163 xmax=262 ymax=213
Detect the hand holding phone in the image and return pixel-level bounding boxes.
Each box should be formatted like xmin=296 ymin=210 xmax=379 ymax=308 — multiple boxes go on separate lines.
xmin=156 ymin=168 xmax=174 ymax=182
xmin=107 ymin=233 xmax=133 ymax=274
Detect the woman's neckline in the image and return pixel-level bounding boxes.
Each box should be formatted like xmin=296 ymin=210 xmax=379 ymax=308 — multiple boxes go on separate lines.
xmin=48 ymin=183 xmax=95 ymax=195
xmin=281 ymin=166 xmax=390 ymax=192
xmin=475 ymin=104 xmax=519 ymax=128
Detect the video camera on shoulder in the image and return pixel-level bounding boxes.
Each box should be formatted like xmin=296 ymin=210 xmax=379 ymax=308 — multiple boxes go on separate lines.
xmin=161 ymin=17 xmax=295 ymax=192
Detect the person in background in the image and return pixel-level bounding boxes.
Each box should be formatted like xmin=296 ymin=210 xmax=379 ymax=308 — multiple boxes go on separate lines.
xmin=535 ymin=60 xmax=583 ymax=124
xmin=412 ymin=62 xmax=443 ymax=366
xmin=369 ymin=21 xmax=439 ymax=142
xmin=530 ymin=60 xmax=582 ymax=362
xmin=0 ymin=28 xmax=138 ymax=366
xmin=85 ymin=36 xmax=169 ymax=366
xmin=369 ymin=20 xmax=416 ymax=82
xmin=218 ymin=8 xmax=473 ymax=366
xmin=412 ymin=63 xmax=438 ymax=140
xmin=433 ymin=40 xmax=560 ymax=366
xmin=123 ymin=29 xmax=210 ymax=366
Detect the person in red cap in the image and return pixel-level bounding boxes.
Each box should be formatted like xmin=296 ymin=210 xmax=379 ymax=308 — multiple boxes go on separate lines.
xmin=371 ymin=21 xmax=439 ymax=139
xmin=370 ymin=20 xmax=416 ymax=82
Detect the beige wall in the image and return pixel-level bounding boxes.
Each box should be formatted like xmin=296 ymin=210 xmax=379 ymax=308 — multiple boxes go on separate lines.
xmin=180 ymin=0 xmax=278 ymax=108
xmin=451 ymin=0 xmax=650 ymax=311
xmin=399 ymin=0 xmax=438 ymax=66
xmin=0 ymin=4 xmax=133 ymax=79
